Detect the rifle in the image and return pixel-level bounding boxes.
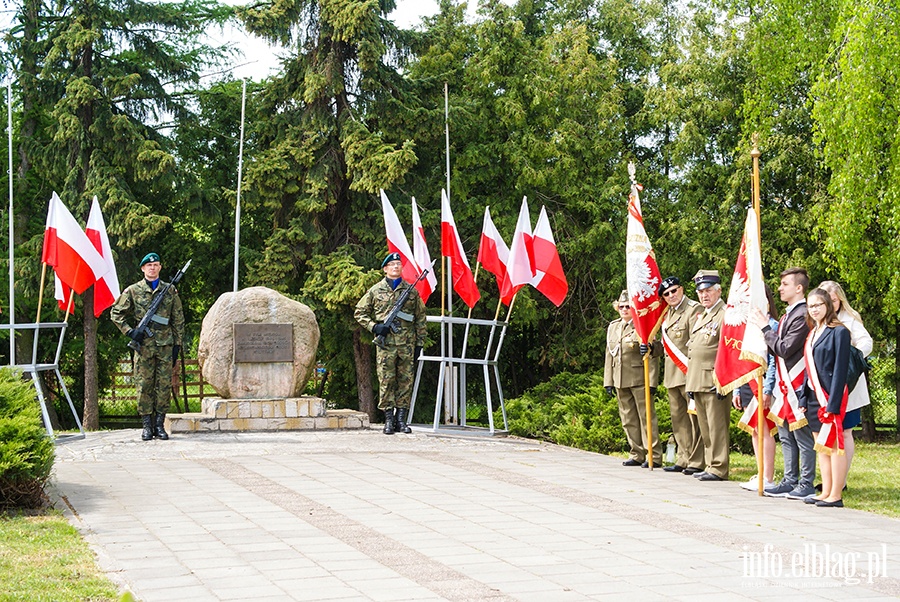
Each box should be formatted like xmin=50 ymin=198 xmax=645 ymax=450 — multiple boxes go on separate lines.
xmin=373 ymin=263 xmax=433 ymax=350
xmin=128 ymin=259 xmax=191 ymax=353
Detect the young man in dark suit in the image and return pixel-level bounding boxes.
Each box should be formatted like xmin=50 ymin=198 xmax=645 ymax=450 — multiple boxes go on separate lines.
xmin=751 ymin=267 xmax=816 ymax=500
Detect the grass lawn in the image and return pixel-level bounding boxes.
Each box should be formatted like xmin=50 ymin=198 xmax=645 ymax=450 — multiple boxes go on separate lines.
xmin=728 ymin=440 xmax=900 ymax=517
xmin=0 ymin=510 xmax=120 ymax=602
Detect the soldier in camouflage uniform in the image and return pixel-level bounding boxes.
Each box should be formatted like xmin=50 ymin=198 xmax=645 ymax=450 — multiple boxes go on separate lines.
xmin=110 ymin=252 xmax=185 ymax=441
xmin=354 ymin=252 xmax=427 ymax=434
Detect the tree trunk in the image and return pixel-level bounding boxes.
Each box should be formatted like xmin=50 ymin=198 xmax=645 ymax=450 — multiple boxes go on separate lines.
xmin=353 ymin=328 xmax=376 ymax=423
xmin=82 ymin=290 xmax=99 ymax=430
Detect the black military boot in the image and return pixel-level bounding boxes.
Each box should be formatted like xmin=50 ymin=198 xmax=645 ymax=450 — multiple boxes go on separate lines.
xmin=396 ymin=408 xmax=412 ymax=434
xmin=141 ymin=415 xmax=154 ymax=441
xmin=383 ymin=408 xmax=396 ymax=435
xmin=155 ymin=413 xmax=169 ymax=440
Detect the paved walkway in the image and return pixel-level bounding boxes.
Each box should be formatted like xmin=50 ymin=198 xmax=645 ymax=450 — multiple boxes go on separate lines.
xmin=52 ymin=429 xmax=900 ymax=601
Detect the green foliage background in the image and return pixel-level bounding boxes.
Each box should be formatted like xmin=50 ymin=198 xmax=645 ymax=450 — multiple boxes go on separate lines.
xmin=0 ymin=0 xmax=896 ymax=429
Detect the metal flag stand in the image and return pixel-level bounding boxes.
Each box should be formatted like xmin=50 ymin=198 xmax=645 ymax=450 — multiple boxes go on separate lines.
xmin=1 ymin=323 xmax=86 ymax=443
xmin=408 ymin=313 xmax=509 ymax=436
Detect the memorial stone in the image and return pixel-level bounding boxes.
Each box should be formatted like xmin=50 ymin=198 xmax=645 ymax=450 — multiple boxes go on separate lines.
xmin=198 ymin=287 xmax=319 ymax=398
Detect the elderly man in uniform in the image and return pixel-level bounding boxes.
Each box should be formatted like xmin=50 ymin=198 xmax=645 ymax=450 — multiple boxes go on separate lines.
xmin=111 ymin=252 xmax=185 ymax=441
xmin=355 ymin=252 xmax=427 ymax=435
xmin=685 ymin=270 xmax=729 ymax=481
xmin=604 ymin=290 xmax=662 ymax=467
xmin=658 ymin=277 xmax=705 ymax=474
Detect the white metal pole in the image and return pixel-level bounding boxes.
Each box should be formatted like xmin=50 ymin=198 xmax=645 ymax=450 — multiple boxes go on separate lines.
xmin=233 ymin=79 xmax=247 ymax=292
xmin=444 ymin=83 xmax=456 ymax=423
xmin=7 ymin=81 xmax=15 ymax=366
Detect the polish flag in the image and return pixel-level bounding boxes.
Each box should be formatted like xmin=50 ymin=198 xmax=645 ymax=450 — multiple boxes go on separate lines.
xmin=441 ymin=189 xmax=480 ymax=308
xmin=499 ymin=197 xmax=535 ymax=305
xmin=477 ymin=206 xmax=509 ymax=294
xmin=411 ymin=197 xmax=436 ymax=302
xmin=86 ymin=196 xmax=121 ymax=317
xmin=529 ymin=206 xmax=568 ymax=306
xmin=380 ymin=190 xmax=421 ymax=284
xmin=42 ymin=192 xmax=108 ymax=295
xmin=55 ymin=274 xmax=73 ymax=315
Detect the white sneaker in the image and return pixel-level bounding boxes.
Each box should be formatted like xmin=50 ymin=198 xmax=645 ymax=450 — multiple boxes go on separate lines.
xmin=741 ymin=475 xmax=775 ymax=491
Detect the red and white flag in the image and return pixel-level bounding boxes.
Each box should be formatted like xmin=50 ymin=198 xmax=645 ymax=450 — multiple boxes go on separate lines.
xmin=625 ymin=181 xmax=665 ymax=343
xmin=440 ymin=189 xmax=480 ymax=308
xmin=499 ymin=197 xmax=535 ymax=305
xmin=54 ymin=274 xmax=73 ymax=315
xmin=714 ymin=208 xmax=768 ymax=394
xmin=380 ymin=190 xmax=421 ymax=284
xmin=529 ymin=206 xmax=567 ymax=306
xmin=42 ymin=192 xmax=108 ymax=295
xmin=410 ymin=197 xmax=436 ymax=302
xmin=477 ymin=206 xmax=509 ymax=294
xmin=86 ymin=196 xmax=121 ymax=317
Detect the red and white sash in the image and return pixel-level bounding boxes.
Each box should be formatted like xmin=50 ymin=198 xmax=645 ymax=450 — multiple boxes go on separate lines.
xmin=661 ymin=328 xmax=688 ymax=375
xmin=769 ymin=355 xmax=807 ymax=430
xmin=804 ymin=331 xmax=847 ymax=456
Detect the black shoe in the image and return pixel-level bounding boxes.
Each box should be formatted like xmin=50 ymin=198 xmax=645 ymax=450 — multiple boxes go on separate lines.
xmin=697 ymin=472 xmax=724 ymax=481
xmin=396 ymin=408 xmax=412 ymax=434
xmin=141 ymin=415 xmax=154 ymax=441
xmin=815 ymin=499 xmax=844 ymax=508
xmin=683 ymin=467 xmax=702 ymax=476
xmin=622 ymin=459 xmax=641 ymax=467
xmin=383 ymin=408 xmax=396 ymax=435
xmin=155 ymin=413 xmax=169 ymax=440
xmin=663 ymin=465 xmax=685 ymax=473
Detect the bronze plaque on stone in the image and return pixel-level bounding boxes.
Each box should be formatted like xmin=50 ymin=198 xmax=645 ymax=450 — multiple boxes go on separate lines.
xmin=233 ymin=323 xmax=294 ymax=363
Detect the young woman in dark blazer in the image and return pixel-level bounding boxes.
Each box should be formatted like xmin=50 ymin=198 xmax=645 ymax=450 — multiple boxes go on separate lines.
xmin=802 ymin=288 xmax=851 ymax=508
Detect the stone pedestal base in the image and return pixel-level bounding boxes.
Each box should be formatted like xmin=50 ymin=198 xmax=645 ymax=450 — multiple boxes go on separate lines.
xmin=167 ymin=397 xmax=369 ymax=433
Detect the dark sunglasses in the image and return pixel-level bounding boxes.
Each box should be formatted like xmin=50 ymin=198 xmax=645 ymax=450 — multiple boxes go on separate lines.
xmin=662 ymin=288 xmax=679 ymax=297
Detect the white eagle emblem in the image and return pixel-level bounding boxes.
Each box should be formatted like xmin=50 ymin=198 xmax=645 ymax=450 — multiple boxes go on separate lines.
xmin=626 ymin=255 xmax=659 ymax=303
xmin=724 ymin=274 xmax=750 ymax=326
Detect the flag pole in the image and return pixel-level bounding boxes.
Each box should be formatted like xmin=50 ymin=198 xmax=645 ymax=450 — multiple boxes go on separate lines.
xmin=232 ymin=78 xmax=247 ymax=292
xmin=444 ymin=82 xmax=454 ymax=423
xmin=751 ymin=133 xmax=765 ymax=496
xmin=63 ymin=287 xmax=75 ymax=324
xmin=7 ymin=81 xmax=15 ymax=365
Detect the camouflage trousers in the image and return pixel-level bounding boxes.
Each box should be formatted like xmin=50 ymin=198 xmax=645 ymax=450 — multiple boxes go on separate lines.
xmin=134 ymin=344 xmax=173 ymax=416
xmin=376 ymin=343 xmax=415 ymax=410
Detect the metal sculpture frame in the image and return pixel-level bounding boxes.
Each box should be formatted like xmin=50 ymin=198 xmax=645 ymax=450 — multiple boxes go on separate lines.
xmin=1 ymin=322 xmax=85 ymax=442
xmin=408 ymin=314 xmax=510 ymax=435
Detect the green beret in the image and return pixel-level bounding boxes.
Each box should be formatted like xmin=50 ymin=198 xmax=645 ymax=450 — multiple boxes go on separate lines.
xmin=381 ymin=252 xmax=401 ymax=268
xmin=140 ymin=252 xmax=160 ymax=267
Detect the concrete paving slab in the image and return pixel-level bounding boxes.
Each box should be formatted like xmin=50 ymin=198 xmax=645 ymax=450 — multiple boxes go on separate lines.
xmin=52 ymin=429 xmax=900 ymax=601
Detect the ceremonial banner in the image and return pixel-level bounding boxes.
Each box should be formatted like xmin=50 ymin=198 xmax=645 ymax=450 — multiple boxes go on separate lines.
xmin=714 ymin=208 xmax=768 ymax=394
xmin=530 ymin=206 xmax=568 ymax=307
xmin=499 ymin=197 xmax=534 ymax=305
xmin=440 ymin=189 xmax=480 ymax=308
xmin=411 ymin=197 xmax=436 ymax=302
xmin=86 ymin=196 xmax=121 ymax=316
xmin=625 ymin=181 xmax=665 ymax=343
xmin=477 ymin=206 xmax=510 ymax=294
xmin=42 ymin=192 xmax=108 ymax=294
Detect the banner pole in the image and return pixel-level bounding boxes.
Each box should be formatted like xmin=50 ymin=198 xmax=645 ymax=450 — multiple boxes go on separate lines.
xmin=644 ymin=354 xmax=653 ymax=470
xmin=751 ymin=133 xmax=764 ymax=496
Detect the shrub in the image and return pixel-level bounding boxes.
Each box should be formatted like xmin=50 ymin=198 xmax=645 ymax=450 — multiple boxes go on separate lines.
xmin=498 ymin=371 xmax=751 ymax=458
xmin=0 ymin=369 xmax=55 ymax=509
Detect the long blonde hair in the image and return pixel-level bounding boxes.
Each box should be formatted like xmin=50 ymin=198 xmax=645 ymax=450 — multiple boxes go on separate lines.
xmin=817 ymin=281 xmax=863 ymax=324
